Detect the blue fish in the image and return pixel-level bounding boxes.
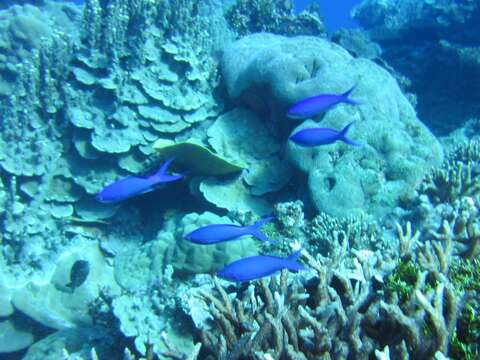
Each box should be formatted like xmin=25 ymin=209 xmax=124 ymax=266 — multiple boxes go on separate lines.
xmin=218 ymin=250 xmax=305 ymax=282
xmin=96 ymin=157 xmax=183 ymax=203
xmin=289 ymin=122 xmax=361 ymax=147
xmin=287 ymin=85 xmax=358 ymax=119
xmin=184 ymin=217 xmax=275 ymax=244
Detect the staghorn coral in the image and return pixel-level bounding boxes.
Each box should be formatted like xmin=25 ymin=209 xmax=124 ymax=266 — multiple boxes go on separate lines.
xmin=189 ymin=242 xmax=391 ymax=359
xmin=306 ymin=211 xmax=382 ymax=255
xmin=187 ymin=215 xmax=480 ymax=359
xmin=419 ymin=141 xmax=480 ymax=204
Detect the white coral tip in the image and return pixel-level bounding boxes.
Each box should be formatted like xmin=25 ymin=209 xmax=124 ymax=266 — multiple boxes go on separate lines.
xmin=289 ymin=240 xmax=302 ymax=251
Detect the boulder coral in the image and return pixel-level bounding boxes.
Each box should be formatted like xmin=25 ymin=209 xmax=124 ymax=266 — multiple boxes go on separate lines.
xmin=222 ymin=33 xmax=443 ymax=217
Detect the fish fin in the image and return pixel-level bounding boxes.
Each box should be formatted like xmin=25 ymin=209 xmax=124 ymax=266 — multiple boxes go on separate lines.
xmin=341 ymin=84 xmax=359 ymax=105
xmin=155 ymin=157 xmax=176 ymax=177
xmin=250 ymin=230 xmax=277 ymax=244
xmin=287 ymin=249 xmax=303 ymax=262
xmin=139 ymin=187 xmax=157 ymax=195
xmin=286 ymin=250 xmax=306 ymax=272
xmin=152 ymin=157 xmax=183 ymax=184
xmin=252 ymin=216 xmax=274 ymax=229
xmin=248 ymin=216 xmax=276 ymax=244
xmin=157 ymin=174 xmax=184 ymax=183
xmin=339 ymin=122 xmax=362 ymax=147
xmin=65 ymin=283 xmax=75 ymax=293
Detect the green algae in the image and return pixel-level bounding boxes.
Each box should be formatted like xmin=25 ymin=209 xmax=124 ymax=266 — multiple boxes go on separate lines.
xmin=385 ymin=259 xmax=420 ymax=303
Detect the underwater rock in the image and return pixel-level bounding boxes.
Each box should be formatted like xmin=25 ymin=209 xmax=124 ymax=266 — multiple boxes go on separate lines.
xmin=222 ymin=33 xmax=443 ymax=217
xmin=111 ymin=261 xmax=195 ymax=357
xmin=22 ymin=327 xmax=112 ymax=360
xmin=0 ymin=177 xmax=7 ymax=216
xmin=0 ymin=285 xmax=14 ymax=317
xmin=0 ymin=319 xmax=35 ymax=353
xmin=10 ymin=238 xmax=120 ymax=330
xmin=20 ymin=176 xmax=83 ymax=203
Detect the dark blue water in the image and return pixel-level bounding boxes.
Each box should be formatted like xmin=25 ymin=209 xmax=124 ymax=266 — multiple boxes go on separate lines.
xmin=294 ymin=0 xmax=361 ymax=32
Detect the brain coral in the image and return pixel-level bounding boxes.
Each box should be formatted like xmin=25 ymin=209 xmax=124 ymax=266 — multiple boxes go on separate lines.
xmin=221 ymin=33 xmax=443 ymax=218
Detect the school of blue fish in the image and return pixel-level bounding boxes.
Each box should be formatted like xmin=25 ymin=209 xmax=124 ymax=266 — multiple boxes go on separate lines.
xmin=96 ymin=86 xmax=360 ymax=282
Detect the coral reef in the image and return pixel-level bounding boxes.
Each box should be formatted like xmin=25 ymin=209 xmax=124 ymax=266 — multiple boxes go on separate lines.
xmin=419 ymin=140 xmax=480 ymax=205
xmin=0 ymin=1 xmax=80 ymax=97
xmin=0 ymin=0 xmax=237 ymax=356
xmin=0 ymin=0 xmax=477 ymax=359
xmin=225 ymin=0 xmax=326 ymax=37
xmin=352 ymin=0 xmax=480 ymax=134
xmin=222 ymin=33 xmax=443 ymax=217
xmin=199 ymin=107 xmax=292 ymax=213
xmin=307 ymin=211 xmax=382 ymax=255
xmin=186 ymin=216 xmax=479 ymax=359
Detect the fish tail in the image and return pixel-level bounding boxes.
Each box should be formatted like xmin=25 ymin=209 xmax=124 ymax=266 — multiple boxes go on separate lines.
xmin=155 ymin=156 xmax=176 ymax=177
xmin=252 ymin=215 xmax=274 ymax=229
xmin=153 ymin=157 xmax=184 ymax=183
xmin=287 ymin=249 xmax=303 ymax=262
xmin=250 ymin=230 xmax=277 ymax=244
xmin=248 ymin=216 xmax=276 ymax=244
xmin=341 ymin=84 xmax=359 ymax=105
xmin=286 ymin=250 xmax=305 ymax=272
xmin=339 ymin=122 xmax=362 ymax=147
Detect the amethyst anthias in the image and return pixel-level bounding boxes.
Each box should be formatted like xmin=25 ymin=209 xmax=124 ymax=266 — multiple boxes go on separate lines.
xmin=184 ymin=216 xmax=275 ymax=245
xmin=290 ymin=122 xmax=361 ymax=147
xmin=218 ymin=250 xmax=305 ymax=282
xmin=287 ymin=85 xmax=358 ymax=119
xmin=96 ymin=157 xmax=183 ymax=203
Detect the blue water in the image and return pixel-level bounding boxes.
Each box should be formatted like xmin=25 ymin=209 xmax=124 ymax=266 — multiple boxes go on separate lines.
xmin=294 ymin=0 xmax=361 ymax=31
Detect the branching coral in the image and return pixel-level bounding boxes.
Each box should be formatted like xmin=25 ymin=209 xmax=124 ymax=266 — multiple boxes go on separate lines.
xmin=419 ymin=140 xmax=480 ymax=204
xmin=191 ymin=244 xmax=391 ymax=359
xmin=306 ymin=211 xmax=382 ymax=255
xmin=189 ymin=216 xmax=479 ymax=359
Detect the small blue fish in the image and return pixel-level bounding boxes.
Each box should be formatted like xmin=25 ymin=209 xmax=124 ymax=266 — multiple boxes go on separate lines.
xmin=96 ymin=157 xmax=183 ymax=203
xmin=185 ymin=217 xmax=275 ymax=244
xmin=287 ymin=85 xmax=358 ymax=119
xmin=290 ymin=122 xmax=361 ymax=147
xmin=218 ymin=250 xmax=305 ymax=282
